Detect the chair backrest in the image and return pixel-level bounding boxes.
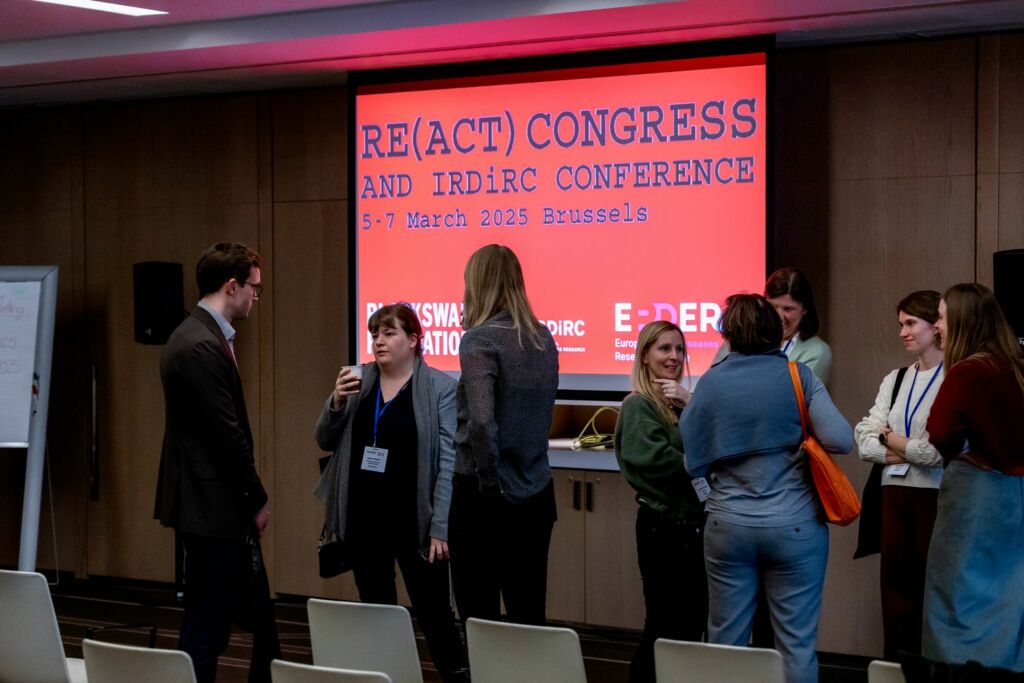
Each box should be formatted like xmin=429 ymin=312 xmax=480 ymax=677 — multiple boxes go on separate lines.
xmin=307 ymin=599 xmax=423 ymax=683
xmin=868 ymin=660 xmax=907 ymax=683
xmin=654 ymin=639 xmax=786 ymax=683
xmin=465 ymin=617 xmax=587 ymax=683
xmin=83 ymin=639 xmax=197 ymax=683
xmin=271 ymin=659 xmax=393 ymax=683
xmin=0 ymin=569 xmax=79 ymax=683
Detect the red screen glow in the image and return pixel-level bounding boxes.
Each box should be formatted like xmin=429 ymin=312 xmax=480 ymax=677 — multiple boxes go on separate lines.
xmin=355 ymin=53 xmax=767 ymax=391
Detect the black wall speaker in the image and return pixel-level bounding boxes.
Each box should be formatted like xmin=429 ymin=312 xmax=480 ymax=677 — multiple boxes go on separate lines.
xmin=993 ymin=249 xmax=1024 ymax=345
xmin=133 ymin=261 xmax=185 ymax=345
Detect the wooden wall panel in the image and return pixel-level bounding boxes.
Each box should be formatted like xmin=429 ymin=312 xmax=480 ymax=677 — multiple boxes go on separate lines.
xmin=269 ymin=199 xmax=353 ymax=599
xmin=827 ymin=176 xmax=976 ymax=411
xmin=84 ymin=97 xmax=258 ymax=209
xmin=0 ymin=108 xmax=88 ymax=576
xmin=81 ymin=97 xmax=262 ymax=580
xmin=820 ymin=174 xmax=975 ymax=653
xmin=773 ymin=49 xmax=833 ymax=327
xmin=775 ymin=39 xmax=977 ymax=657
xmin=997 ymin=35 xmax=1024 ymax=252
xmin=827 ymin=39 xmax=975 ymax=181
xmin=271 ymin=90 xmax=348 ymax=203
xmin=998 ymin=34 xmax=1024 ymax=173
xmin=774 ymin=50 xmax=831 ymax=186
xmin=255 ymin=95 xmax=278 ymax=581
xmin=83 ymin=202 xmax=260 ymax=580
xmin=976 ymin=36 xmax=1001 ymax=286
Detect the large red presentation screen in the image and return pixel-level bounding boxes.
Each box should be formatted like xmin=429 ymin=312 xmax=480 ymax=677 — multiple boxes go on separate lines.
xmin=355 ymin=52 xmax=767 ymax=392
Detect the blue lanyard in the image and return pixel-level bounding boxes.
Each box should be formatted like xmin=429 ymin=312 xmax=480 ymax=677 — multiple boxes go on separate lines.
xmin=373 ymin=384 xmax=398 ymax=446
xmin=782 ymin=337 xmax=794 ymax=355
xmin=904 ymin=362 xmax=942 ymax=437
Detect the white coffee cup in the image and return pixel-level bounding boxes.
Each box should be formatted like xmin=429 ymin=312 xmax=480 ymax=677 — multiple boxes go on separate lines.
xmin=342 ymin=364 xmax=363 ymax=380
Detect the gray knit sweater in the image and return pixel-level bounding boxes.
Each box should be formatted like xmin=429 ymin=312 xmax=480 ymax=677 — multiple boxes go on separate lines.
xmin=455 ymin=311 xmax=559 ymax=502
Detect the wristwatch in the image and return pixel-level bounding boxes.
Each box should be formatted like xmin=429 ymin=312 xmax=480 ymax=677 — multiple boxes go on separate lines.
xmin=878 ymin=432 xmax=888 ymax=446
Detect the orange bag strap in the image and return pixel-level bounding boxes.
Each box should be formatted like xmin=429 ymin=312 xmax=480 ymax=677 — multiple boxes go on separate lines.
xmin=788 ymin=361 xmax=813 ymax=440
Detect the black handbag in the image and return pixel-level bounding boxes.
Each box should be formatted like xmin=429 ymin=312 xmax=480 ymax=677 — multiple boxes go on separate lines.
xmin=854 ymin=366 xmax=909 ymax=559
xmin=318 ymin=526 xmax=352 ymax=578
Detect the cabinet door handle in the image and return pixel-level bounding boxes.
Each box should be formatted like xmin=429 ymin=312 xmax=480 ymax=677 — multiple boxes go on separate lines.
xmin=572 ymin=479 xmax=581 ymax=510
xmin=585 ymin=481 xmax=594 ymax=512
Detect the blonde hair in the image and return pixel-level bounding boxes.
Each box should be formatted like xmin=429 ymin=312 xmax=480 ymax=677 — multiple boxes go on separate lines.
xmin=631 ymin=320 xmax=690 ymax=425
xmin=942 ymin=283 xmax=1024 ymax=394
xmin=462 ymin=244 xmax=545 ymax=349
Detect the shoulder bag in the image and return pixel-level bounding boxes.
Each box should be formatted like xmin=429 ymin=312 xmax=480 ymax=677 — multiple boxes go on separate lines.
xmin=788 ymin=361 xmax=861 ymax=526
xmin=854 ymin=366 xmax=909 ymax=557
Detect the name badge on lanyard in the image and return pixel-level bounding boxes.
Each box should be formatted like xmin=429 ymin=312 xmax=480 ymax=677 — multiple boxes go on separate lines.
xmin=361 ymin=384 xmax=397 ymax=473
xmin=887 ymin=463 xmax=911 ymax=477
xmin=361 ymin=446 xmax=388 ymax=472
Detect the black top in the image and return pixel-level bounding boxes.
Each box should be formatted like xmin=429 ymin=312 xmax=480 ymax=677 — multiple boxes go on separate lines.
xmin=348 ymin=377 xmax=418 ymax=540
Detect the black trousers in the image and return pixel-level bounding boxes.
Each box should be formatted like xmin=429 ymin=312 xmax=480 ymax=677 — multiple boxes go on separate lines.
xmin=880 ymin=485 xmax=938 ymax=659
xmin=348 ymin=520 xmax=467 ymax=683
xmin=179 ymin=534 xmax=280 ymax=683
xmin=629 ymin=505 xmax=708 ymax=683
xmin=448 ymin=474 xmax=556 ymax=626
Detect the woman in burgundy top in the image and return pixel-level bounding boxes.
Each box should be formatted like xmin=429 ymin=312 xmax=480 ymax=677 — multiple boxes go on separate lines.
xmin=922 ymin=283 xmax=1024 ymax=672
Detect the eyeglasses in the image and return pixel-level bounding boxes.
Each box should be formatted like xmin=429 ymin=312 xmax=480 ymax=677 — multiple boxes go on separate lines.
xmin=243 ymin=281 xmax=264 ymax=299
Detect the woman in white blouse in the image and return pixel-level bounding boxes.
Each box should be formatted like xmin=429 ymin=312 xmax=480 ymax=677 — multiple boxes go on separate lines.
xmin=855 ymin=290 xmax=945 ymax=659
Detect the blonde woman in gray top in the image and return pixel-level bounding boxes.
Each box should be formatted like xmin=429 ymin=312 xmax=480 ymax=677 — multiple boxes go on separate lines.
xmin=448 ymin=244 xmax=559 ymax=626
xmin=855 ymin=290 xmax=944 ymax=659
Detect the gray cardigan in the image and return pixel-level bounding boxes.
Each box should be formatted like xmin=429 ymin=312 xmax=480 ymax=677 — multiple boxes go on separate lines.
xmin=313 ymin=356 xmax=457 ymax=552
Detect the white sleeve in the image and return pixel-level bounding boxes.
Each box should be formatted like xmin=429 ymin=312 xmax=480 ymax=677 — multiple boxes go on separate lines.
xmin=854 ymin=370 xmax=897 ymax=464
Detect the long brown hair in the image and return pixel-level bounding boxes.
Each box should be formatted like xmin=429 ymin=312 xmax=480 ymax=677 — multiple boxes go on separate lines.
xmin=631 ymin=321 xmax=690 ymax=425
xmin=942 ymin=283 xmax=1024 ymax=394
xmin=462 ymin=244 xmax=544 ymax=349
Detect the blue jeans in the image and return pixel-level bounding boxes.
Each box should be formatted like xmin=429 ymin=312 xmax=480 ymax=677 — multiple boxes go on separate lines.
xmin=704 ymin=515 xmax=828 ymax=683
xmin=923 ymin=460 xmax=1024 ymax=671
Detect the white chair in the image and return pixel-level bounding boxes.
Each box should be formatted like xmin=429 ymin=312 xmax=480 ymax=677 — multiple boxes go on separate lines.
xmin=82 ymin=639 xmax=196 ymax=683
xmin=306 ymin=599 xmax=423 ymax=683
xmin=271 ymin=660 xmax=392 ymax=683
xmin=868 ymin=659 xmax=907 ymax=683
xmin=654 ymin=639 xmax=785 ymax=683
xmin=0 ymin=569 xmax=87 ymax=683
xmin=465 ymin=617 xmax=587 ymax=683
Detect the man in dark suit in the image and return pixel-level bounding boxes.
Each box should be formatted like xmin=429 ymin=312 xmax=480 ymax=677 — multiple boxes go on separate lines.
xmin=155 ymin=242 xmax=279 ymax=683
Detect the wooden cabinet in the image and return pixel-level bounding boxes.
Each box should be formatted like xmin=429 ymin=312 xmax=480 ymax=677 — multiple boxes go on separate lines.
xmin=547 ymin=469 xmax=644 ymax=629
xmin=547 ymin=470 xmax=587 ymax=623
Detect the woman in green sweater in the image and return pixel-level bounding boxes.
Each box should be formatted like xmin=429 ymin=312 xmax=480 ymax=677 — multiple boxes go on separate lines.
xmin=614 ymin=320 xmax=706 ymax=683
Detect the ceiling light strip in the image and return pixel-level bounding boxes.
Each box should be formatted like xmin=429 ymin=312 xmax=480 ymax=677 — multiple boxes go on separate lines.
xmin=33 ymin=0 xmax=167 ymax=17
